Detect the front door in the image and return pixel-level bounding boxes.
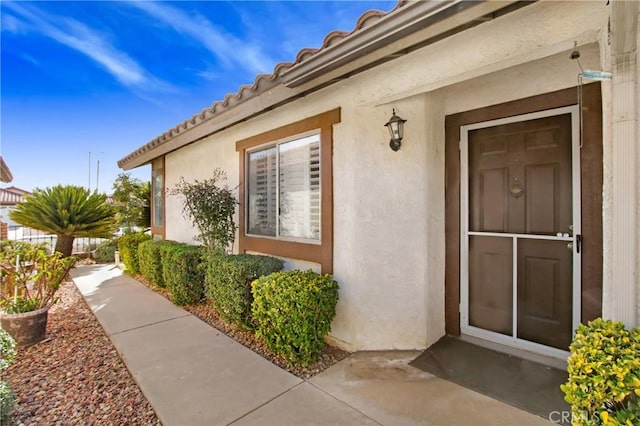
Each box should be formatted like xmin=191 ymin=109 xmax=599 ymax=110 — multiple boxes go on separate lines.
xmin=460 ymin=106 xmax=581 ymax=358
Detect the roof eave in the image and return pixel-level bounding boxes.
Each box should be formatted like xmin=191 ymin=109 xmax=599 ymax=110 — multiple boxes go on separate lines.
xmin=119 ymin=0 xmax=527 ymax=170
xmin=0 ymin=157 xmax=13 ymax=183
xmin=280 ymin=0 xmax=465 ymax=88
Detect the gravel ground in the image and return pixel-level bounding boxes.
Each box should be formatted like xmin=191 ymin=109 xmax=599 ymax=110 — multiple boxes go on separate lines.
xmin=3 ymin=280 xmax=160 ymax=426
xmin=3 ymin=267 xmax=349 ymax=424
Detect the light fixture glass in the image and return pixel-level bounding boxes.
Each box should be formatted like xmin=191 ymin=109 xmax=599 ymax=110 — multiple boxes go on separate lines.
xmin=384 ymin=109 xmax=407 ymax=152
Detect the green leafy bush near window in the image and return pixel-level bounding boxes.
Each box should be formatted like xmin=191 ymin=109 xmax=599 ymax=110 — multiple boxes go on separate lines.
xmin=561 ymin=318 xmax=640 ymax=426
xmin=251 ymin=270 xmax=339 ymax=366
xmin=138 ymin=240 xmax=177 ymax=287
xmin=0 ymin=328 xmax=16 ymax=423
xmin=117 ymin=233 xmax=151 ymax=274
xmin=169 ymin=169 xmax=238 ymax=253
xmin=206 ymin=253 xmax=283 ymax=329
xmin=162 ymin=244 xmax=207 ymax=305
xmin=93 ymin=238 xmax=120 ymax=263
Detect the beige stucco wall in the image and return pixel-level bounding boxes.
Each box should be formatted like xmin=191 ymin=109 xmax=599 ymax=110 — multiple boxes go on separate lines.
xmin=163 ymin=1 xmax=626 ymax=350
xmin=605 ymin=0 xmax=640 ymax=327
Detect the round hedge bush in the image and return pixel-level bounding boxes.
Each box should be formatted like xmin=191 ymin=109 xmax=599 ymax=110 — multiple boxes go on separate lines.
xmin=561 ymin=318 xmax=640 ymax=425
xmin=251 ymin=270 xmax=339 ymax=366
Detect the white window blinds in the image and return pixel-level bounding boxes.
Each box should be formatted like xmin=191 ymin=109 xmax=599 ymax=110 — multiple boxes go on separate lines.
xmin=247 ymin=133 xmax=321 ymax=241
xmin=248 ymin=147 xmax=277 ymax=236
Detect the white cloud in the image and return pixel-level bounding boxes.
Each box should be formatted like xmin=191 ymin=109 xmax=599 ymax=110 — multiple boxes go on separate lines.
xmin=129 ymin=1 xmax=276 ymax=76
xmin=1 ymin=12 xmax=27 ymax=34
xmin=2 ymin=2 xmax=172 ymax=91
xmin=19 ymin=53 xmax=40 ymax=67
xmin=196 ymin=70 xmax=223 ymax=81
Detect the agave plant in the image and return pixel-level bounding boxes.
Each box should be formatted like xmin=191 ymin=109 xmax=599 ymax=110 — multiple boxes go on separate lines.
xmin=9 ymin=185 xmax=117 ymax=257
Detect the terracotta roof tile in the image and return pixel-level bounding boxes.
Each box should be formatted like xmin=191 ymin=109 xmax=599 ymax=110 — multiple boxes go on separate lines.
xmin=0 ymin=187 xmax=29 ymax=205
xmin=118 ymin=1 xmax=406 ymax=168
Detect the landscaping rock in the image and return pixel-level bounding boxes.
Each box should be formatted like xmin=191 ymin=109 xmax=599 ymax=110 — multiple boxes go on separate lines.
xmin=3 ymin=281 xmax=160 ymax=425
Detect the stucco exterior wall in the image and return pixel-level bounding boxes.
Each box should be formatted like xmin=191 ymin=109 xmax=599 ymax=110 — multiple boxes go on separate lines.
xmin=165 ymin=137 xmax=238 ymax=246
xmin=162 ymin=1 xmax=618 ymax=350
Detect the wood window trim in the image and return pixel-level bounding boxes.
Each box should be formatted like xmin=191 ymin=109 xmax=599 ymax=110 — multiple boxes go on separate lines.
xmin=236 ymin=108 xmax=340 ymax=274
xmin=444 ymin=84 xmax=603 ymax=335
xmin=151 ymin=157 xmax=165 ymax=239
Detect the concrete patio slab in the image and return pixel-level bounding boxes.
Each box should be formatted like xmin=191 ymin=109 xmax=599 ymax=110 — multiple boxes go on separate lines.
xmin=310 ymin=351 xmax=552 ymax=426
xmin=231 ymin=382 xmax=380 ymax=426
xmin=71 ymin=265 xmax=190 ymax=335
xmin=111 ymin=314 xmax=301 ymax=425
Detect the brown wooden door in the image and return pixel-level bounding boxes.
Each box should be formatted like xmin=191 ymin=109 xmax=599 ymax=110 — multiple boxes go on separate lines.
xmin=467 ymin=113 xmax=574 ymax=351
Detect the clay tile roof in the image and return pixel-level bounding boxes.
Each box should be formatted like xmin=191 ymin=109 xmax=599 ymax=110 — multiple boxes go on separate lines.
xmin=0 ymin=187 xmax=30 ymax=205
xmin=118 ymin=0 xmax=406 ymax=168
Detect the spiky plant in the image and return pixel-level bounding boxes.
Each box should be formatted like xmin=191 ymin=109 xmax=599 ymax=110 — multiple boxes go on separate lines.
xmin=9 ymin=185 xmax=117 ymax=257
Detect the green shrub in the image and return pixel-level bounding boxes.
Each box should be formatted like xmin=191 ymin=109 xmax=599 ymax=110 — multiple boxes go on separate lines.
xmin=0 ymin=329 xmax=16 ymax=423
xmin=93 ymin=238 xmax=119 ymax=263
xmin=162 ymin=244 xmax=206 ymax=305
xmin=138 ymin=240 xmax=177 ymax=287
xmin=138 ymin=240 xmax=157 ymax=284
xmin=252 ymin=270 xmax=339 ymax=366
xmin=170 ymin=169 xmax=238 ymax=252
xmin=0 ymin=329 xmax=16 ymax=374
xmin=561 ymin=318 xmax=640 ymax=426
xmin=206 ymin=253 xmax=283 ymax=328
xmin=117 ymin=232 xmax=151 ymax=274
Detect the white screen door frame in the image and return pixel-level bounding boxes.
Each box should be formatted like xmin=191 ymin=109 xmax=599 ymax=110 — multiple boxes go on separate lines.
xmin=459 ymin=105 xmax=581 ymax=359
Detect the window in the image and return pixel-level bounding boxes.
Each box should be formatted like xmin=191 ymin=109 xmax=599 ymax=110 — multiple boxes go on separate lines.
xmin=151 ymin=157 xmax=165 ymax=239
xmin=236 ymin=108 xmax=340 ymax=273
xmin=152 ymin=172 xmax=163 ymax=227
xmin=247 ymin=134 xmax=321 ymax=241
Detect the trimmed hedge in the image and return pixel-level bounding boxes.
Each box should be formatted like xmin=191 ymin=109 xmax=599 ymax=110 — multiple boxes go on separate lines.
xmin=206 ymin=253 xmax=283 ymax=328
xmin=138 ymin=240 xmax=177 ymax=287
xmin=117 ymin=233 xmax=151 ymax=274
xmin=137 ymin=240 xmax=155 ymax=283
xmin=251 ymin=270 xmax=339 ymax=366
xmin=561 ymin=318 xmax=640 ymax=425
xmin=163 ymin=244 xmax=207 ymax=305
xmin=93 ymin=238 xmax=119 ymax=263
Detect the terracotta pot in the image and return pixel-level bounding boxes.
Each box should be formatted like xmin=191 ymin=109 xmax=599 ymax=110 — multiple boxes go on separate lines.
xmin=0 ymin=307 xmax=49 ymax=347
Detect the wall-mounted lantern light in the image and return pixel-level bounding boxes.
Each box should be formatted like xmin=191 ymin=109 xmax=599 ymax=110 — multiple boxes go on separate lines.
xmin=384 ymin=109 xmax=407 ymax=152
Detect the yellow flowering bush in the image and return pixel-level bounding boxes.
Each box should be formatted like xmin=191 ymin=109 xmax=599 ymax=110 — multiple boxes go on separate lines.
xmin=561 ymin=318 xmax=640 ymax=425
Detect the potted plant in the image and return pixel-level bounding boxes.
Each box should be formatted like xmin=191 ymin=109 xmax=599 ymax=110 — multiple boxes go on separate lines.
xmin=0 ymin=241 xmax=76 ymax=346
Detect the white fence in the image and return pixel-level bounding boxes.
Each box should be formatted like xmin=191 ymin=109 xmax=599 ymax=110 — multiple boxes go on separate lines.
xmin=6 ymin=226 xmax=106 ymax=254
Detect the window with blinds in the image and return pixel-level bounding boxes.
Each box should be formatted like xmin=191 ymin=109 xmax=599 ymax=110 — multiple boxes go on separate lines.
xmin=247 ymin=133 xmax=321 ymax=241
xmin=152 ymin=172 xmax=163 ymax=227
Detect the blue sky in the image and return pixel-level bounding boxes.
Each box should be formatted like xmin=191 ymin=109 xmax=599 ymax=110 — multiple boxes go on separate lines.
xmin=1 ymin=0 xmax=395 ymax=193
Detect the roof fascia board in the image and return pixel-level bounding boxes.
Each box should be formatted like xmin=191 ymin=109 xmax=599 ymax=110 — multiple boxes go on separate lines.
xmin=120 ymin=0 xmax=524 ymax=170
xmin=280 ymin=0 xmax=467 ymax=87
xmin=120 ymin=83 xmax=306 ymax=170
xmin=0 ymin=157 xmax=13 ymax=183
xmin=288 ymin=1 xmax=522 ymax=95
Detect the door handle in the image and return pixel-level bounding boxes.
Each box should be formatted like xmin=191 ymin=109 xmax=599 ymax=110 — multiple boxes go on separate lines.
xmin=568 ymin=235 xmax=582 ymax=253
xmin=576 ymin=234 xmax=582 ymax=254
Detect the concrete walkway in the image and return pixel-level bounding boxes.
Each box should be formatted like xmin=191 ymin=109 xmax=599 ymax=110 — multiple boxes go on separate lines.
xmin=70 ymin=264 xmax=551 ymax=426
